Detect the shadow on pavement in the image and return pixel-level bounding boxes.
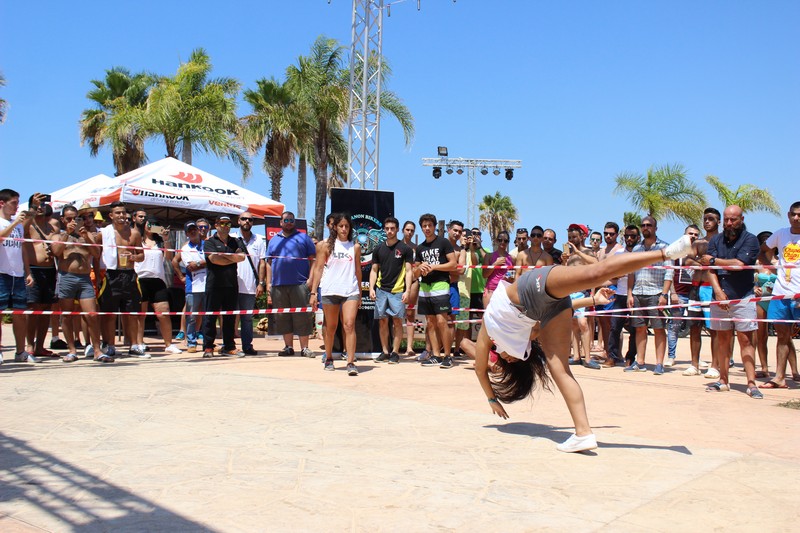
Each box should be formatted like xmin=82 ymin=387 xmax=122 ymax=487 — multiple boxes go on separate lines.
xmin=486 ymin=422 xmax=691 ymax=454
xmin=0 ymin=432 xmax=213 ymax=531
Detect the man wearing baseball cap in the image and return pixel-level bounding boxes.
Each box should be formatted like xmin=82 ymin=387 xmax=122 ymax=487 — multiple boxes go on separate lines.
xmin=172 ymin=221 xmax=207 ymax=352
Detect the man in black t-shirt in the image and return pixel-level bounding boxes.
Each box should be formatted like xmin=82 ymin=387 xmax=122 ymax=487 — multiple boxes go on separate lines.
xmin=413 ymin=213 xmax=457 ymax=368
xmin=369 ymin=217 xmax=414 ymax=364
xmin=202 ymin=215 xmax=246 ymax=358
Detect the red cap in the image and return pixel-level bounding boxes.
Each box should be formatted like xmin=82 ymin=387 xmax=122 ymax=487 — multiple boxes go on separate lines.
xmin=568 ymin=223 xmax=589 ymax=235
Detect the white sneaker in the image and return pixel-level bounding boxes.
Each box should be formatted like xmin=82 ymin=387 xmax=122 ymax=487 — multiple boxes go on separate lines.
xmin=556 ymin=433 xmax=598 ymax=453
xmin=664 ymin=357 xmax=675 ymax=367
xmin=664 ymin=234 xmax=694 ymax=260
xmin=699 ymin=360 xmax=710 ymax=369
xmin=703 ymin=367 xmax=720 ymax=379
xmin=682 ymin=365 xmax=700 ymax=376
xmin=85 ymin=345 xmax=95 ymax=358
xmin=165 ymin=344 xmax=182 ymax=354
xmin=0 ymin=352 xmax=4 ymax=365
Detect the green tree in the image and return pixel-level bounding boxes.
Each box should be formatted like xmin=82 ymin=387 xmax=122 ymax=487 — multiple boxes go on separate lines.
xmin=286 ymin=36 xmax=415 ymax=238
xmin=705 ymin=175 xmax=781 ymax=216
xmin=0 ymin=72 xmax=7 ymax=124
xmin=79 ymin=67 xmax=152 ymax=175
xmin=147 ymin=48 xmax=249 ymax=176
xmin=478 ymin=192 xmax=518 ymax=240
xmin=241 ymin=77 xmax=306 ymax=202
xmin=623 ymin=212 xmax=642 ymax=228
xmin=614 ymin=163 xmax=707 ymax=225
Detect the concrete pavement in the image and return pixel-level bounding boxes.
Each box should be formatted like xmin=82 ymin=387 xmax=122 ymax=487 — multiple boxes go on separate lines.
xmin=1 ymin=325 xmax=799 ymax=532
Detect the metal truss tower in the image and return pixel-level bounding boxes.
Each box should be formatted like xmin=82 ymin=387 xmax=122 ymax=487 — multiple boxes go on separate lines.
xmin=421 ymin=157 xmax=523 ymax=229
xmin=347 ymin=0 xmax=384 ymax=189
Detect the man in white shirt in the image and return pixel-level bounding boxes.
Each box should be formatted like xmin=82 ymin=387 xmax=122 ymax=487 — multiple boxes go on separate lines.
xmin=233 ymin=212 xmax=266 ymax=356
xmin=759 ymin=200 xmax=800 ymax=389
xmin=0 ymin=188 xmax=35 ymax=364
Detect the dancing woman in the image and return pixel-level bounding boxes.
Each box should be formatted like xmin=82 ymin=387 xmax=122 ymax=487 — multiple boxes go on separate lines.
xmin=473 ymin=234 xmax=693 ymax=452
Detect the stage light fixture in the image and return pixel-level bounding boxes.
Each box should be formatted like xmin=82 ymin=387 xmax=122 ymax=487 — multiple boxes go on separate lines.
xmin=493 ymin=168 xmax=501 ymax=176
xmin=433 ymin=166 xmax=442 ymax=179
xmin=456 ymin=168 xmax=464 ymax=175
xmin=438 ymin=146 xmax=448 ymax=157
xmin=480 ymin=168 xmax=488 ymax=175
xmin=505 ymin=169 xmax=514 ymax=181
xmin=446 ymin=167 xmax=454 ymax=175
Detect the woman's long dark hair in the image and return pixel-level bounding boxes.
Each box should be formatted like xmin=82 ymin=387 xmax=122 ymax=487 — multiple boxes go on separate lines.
xmin=491 ymin=340 xmax=551 ymax=403
xmin=326 ymin=212 xmax=352 ymax=254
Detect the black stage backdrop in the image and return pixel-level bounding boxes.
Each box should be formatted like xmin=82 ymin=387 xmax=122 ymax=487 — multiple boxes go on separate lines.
xmin=330 ymin=188 xmax=394 ymax=355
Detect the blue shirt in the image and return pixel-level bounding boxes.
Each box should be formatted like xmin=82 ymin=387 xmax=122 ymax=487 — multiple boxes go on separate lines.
xmin=266 ymin=231 xmax=316 ymax=286
xmin=707 ymin=229 xmax=760 ymax=299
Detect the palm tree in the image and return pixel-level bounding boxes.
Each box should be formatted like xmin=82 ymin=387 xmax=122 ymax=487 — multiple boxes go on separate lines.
xmin=241 ymin=77 xmax=306 ymax=202
xmin=286 ymin=36 xmax=415 ymax=238
xmin=614 ymin=163 xmax=707 ymax=225
xmin=285 ymin=38 xmax=349 ymax=239
xmin=79 ymin=67 xmax=152 ymax=175
xmin=705 ymin=175 xmax=781 ymax=216
xmin=146 ymin=48 xmax=249 ymax=176
xmin=478 ymin=192 xmax=518 ymax=239
xmin=623 ymin=212 xmax=642 ymax=228
xmin=0 ymin=72 xmax=7 ymax=124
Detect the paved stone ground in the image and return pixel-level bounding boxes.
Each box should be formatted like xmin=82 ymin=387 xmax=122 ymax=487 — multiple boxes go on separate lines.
xmin=1 ymin=325 xmax=799 ymax=532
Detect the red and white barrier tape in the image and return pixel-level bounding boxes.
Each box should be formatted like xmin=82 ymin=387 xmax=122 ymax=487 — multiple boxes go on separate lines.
xmin=0 ymin=307 xmax=313 ymax=317
xmin=592 ymin=313 xmax=798 ymax=324
xmin=589 ymin=293 xmax=800 ymax=315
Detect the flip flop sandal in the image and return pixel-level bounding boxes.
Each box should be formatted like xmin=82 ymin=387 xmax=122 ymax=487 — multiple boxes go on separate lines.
xmin=93 ymin=354 xmax=115 ymax=364
xmin=755 ymin=371 xmax=769 ymax=379
xmin=760 ymin=380 xmax=788 ymax=389
xmin=61 ymin=354 xmax=79 ymax=363
xmin=705 ymin=382 xmax=730 ymax=392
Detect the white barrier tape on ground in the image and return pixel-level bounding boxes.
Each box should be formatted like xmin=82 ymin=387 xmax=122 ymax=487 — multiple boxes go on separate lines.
xmin=592 ymin=313 xmax=799 ymax=324
xmin=0 ymin=307 xmax=313 ymax=317
xmin=589 ymin=293 xmax=800 ymax=315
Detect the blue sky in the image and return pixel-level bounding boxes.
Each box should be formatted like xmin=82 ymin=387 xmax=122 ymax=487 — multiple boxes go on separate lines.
xmin=1 ymin=0 xmax=798 ymax=242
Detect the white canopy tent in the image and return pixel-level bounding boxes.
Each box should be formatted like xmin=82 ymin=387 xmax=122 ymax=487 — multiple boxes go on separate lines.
xmin=84 ymin=157 xmax=285 ymax=223
xmin=19 ymin=174 xmax=115 ymax=213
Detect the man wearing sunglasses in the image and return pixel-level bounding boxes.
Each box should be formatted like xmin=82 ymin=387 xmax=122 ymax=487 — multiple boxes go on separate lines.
xmin=232 ymin=212 xmax=266 ymax=356
xmin=265 ymin=211 xmax=316 ymax=358
xmin=202 ymin=215 xmax=246 ymax=358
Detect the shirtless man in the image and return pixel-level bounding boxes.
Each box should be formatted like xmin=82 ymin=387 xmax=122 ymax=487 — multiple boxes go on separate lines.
xmin=24 ymin=193 xmax=58 ymax=358
xmin=50 ymin=205 xmax=106 ymax=363
xmin=516 ymin=225 xmax=554 ymax=272
xmin=97 ymin=202 xmax=144 ymax=357
xmin=561 ymin=224 xmax=599 ymax=368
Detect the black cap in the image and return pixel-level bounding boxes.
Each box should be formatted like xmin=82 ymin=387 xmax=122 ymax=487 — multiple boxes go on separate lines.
xmin=184 ymin=221 xmax=198 ymax=232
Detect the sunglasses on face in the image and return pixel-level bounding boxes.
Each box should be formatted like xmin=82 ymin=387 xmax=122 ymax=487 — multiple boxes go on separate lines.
xmin=239 ymin=217 xmax=253 ymax=222
xmin=530 ymin=233 xmax=543 ymax=238
xmin=641 ymin=223 xmax=654 ymax=227
xmin=283 ymin=218 xmax=295 ymax=223
xmin=197 ymin=225 xmax=209 ymax=230
xmin=63 ymin=217 xmax=76 ymax=222
xmin=497 ymin=238 xmax=509 ymax=243
xmin=590 ymin=238 xmax=601 ymax=242
xmin=603 ymin=231 xmax=616 ymax=236
xmin=472 ymin=231 xmax=481 ymax=236
xmin=624 ymin=234 xmax=638 ymax=238
xmin=217 ymin=222 xmax=231 ymax=227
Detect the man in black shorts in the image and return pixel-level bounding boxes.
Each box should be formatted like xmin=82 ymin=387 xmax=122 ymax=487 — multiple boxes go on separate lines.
xmin=413 ymin=213 xmax=457 ymax=368
xmin=98 ymin=202 xmax=144 ymax=357
xmin=24 ymin=194 xmax=58 ymax=359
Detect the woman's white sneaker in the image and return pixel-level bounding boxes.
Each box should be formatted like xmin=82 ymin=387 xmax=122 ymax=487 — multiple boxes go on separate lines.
xmin=556 ymin=433 xmax=598 ymax=453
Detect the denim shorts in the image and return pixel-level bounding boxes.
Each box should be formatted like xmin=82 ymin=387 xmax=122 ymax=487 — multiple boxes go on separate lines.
xmin=374 ymin=288 xmax=405 ymax=319
xmin=0 ymin=273 xmax=28 ymax=310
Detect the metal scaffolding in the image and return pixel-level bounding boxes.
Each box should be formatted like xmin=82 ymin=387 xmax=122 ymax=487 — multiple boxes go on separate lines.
xmin=346 ymin=0 xmax=384 ymax=189
xmin=421 ymin=157 xmax=523 ymax=228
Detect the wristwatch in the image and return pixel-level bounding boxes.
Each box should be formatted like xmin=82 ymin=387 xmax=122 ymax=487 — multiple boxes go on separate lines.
xmin=259 ymin=281 xmax=266 ymax=287
xmin=709 ymin=257 xmax=716 ymax=266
